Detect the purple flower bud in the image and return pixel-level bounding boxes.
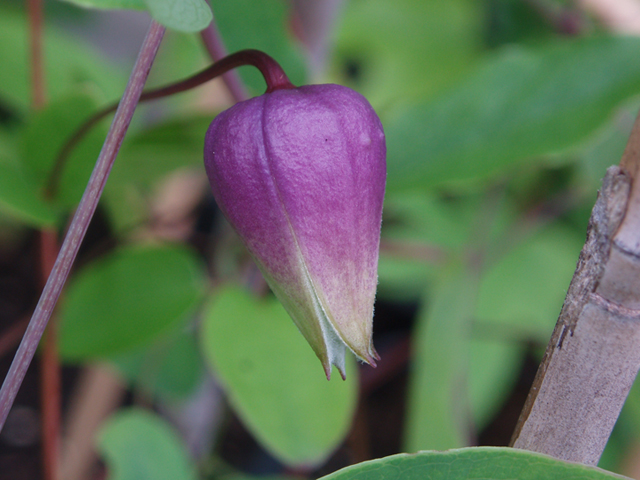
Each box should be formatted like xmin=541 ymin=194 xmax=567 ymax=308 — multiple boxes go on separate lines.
xmin=204 ymin=84 xmax=386 ymax=379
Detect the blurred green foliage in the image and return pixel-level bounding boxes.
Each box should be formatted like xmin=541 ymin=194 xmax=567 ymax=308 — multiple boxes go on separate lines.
xmin=2 ymin=0 xmax=640 ymax=478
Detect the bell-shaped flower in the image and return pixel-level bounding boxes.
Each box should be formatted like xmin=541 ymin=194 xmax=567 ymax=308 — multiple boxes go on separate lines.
xmin=204 ymin=83 xmax=386 ymax=379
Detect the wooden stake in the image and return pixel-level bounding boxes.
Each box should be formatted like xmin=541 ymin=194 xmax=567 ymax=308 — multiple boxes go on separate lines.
xmin=511 ymin=110 xmax=640 ymax=464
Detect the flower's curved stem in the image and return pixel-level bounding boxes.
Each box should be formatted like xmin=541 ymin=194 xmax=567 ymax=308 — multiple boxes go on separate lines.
xmin=0 ymin=20 xmax=166 ymax=433
xmin=45 ymin=49 xmax=293 ymax=199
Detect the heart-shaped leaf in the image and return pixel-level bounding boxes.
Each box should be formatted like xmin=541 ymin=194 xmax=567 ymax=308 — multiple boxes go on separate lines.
xmin=59 ymin=244 xmax=206 ymax=360
xmin=200 ymin=285 xmax=357 ymax=468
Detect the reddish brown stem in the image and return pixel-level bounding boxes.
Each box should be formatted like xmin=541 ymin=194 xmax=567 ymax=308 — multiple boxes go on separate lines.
xmin=28 ymin=0 xmax=60 ymax=476
xmin=27 ymin=0 xmax=46 ymax=109
xmin=39 ymin=229 xmax=60 ymax=480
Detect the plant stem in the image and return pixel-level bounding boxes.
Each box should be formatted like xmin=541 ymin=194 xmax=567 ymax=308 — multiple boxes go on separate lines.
xmin=27 ymin=0 xmax=46 ymax=109
xmin=0 ymin=20 xmax=166 ymax=433
xmin=40 ymin=229 xmax=60 ymax=480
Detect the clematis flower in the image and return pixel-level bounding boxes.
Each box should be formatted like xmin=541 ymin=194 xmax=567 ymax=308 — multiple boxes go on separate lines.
xmin=204 ymin=82 xmax=386 ymax=379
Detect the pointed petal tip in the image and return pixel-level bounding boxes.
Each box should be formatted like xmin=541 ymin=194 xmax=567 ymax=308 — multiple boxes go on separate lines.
xmin=360 ymin=345 xmax=380 ymax=368
xmin=365 ymin=355 xmax=377 ymax=369
xmin=373 ymin=347 xmax=381 ymax=362
xmin=323 ymin=362 xmax=332 ymax=381
xmin=322 ymin=362 xmax=347 ymax=381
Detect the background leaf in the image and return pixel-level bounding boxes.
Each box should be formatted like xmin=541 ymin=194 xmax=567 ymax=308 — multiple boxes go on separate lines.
xmin=404 ymin=265 xmax=477 ymax=452
xmin=59 ymin=243 xmax=206 ymax=360
xmin=20 ymin=93 xmax=108 ymax=209
xmin=59 ymin=0 xmax=146 ymax=10
xmin=467 ymin=226 xmax=584 ymax=426
xmin=0 ymin=154 xmax=58 ymax=227
xmin=475 ymin=226 xmax=583 ymax=338
xmin=112 ymin=329 xmax=204 ymax=401
xmin=200 ymin=285 xmax=358 ymax=468
xmin=143 ymin=0 xmax=212 ymax=33
xmin=385 ymin=36 xmax=640 ymax=191
xmin=111 ymin=115 xmax=212 ymax=189
xmin=210 ymin=0 xmax=307 ymax=92
xmin=98 ymin=408 xmax=197 ymax=480
xmin=59 ymin=0 xmax=212 ymax=32
xmin=468 ymin=340 xmax=521 ymax=430
xmin=332 ymin=0 xmax=484 ymax=108
xmin=105 ymin=115 xmax=213 ymax=230
xmin=319 ymin=447 xmax=631 ymax=480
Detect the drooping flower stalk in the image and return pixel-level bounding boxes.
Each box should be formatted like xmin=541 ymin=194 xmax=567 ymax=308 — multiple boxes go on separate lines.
xmin=46 ymin=50 xmax=292 ymax=199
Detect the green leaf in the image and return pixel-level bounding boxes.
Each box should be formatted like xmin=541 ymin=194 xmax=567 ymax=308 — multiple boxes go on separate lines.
xmin=98 ymin=408 xmax=197 ymax=480
xmin=0 ymin=8 xmax=124 ymax=114
xmin=105 ymin=114 xmax=213 ymax=232
xmin=467 ymin=227 xmax=582 ymax=426
xmin=465 ymin=226 xmax=583 ymax=427
xmin=58 ymin=0 xmax=212 ymax=32
xmin=318 ymin=447 xmax=632 ymax=480
xmin=58 ymin=0 xmax=146 ymax=10
xmin=383 ymin=191 xmax=484 ymax=249
xmin=333 ymin=0 xmax=484 ymax=107
xmin=386 ymin=36 xmax=640 ymax=191
xmin=0 ymin=129 xmax=59 ymax=227
xmin=475 ymin=226 xmax=583 ymax=339
xmin=377 ymin=191 xmax=504 ymax=302
xmin=112 ymin=329 xmax=203 ymax=401
xmin=20 ymin=93 xmax=108 ymax=209
xmin=59 ymin=244 xmax=206 ymax=360
xmin=111 ymin=115 xmax=213 ymax=189
xmin=143 ymin=0 xmax=212 ymax=33
xmin=468 ymin=340 xmax=522 ymax=429
xmin=486 ymin=0 xmax=560 ymax=48
xmin=0 ymin=152 xmax=58 ymax=227
xmin=200 ymin=285 xmax=357 ymax=468
xmin=404 ymin=265 xmax=477 ymax=452
xmin=376 ymin=255 xmax=433 ymax=302
xmin=622 ymin=373 xmax=640 ymax=433
xmin=578 ymin=99 xmax=637 ymax=188
xmin=210 ymin=0 xmax=306 ymax=92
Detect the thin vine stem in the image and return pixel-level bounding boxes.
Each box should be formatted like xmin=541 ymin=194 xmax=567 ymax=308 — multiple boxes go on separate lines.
xmin=45 ymin=49 xmax=293 ymax=198
xmin=0 ymin=20 xmax=166 ymax=433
